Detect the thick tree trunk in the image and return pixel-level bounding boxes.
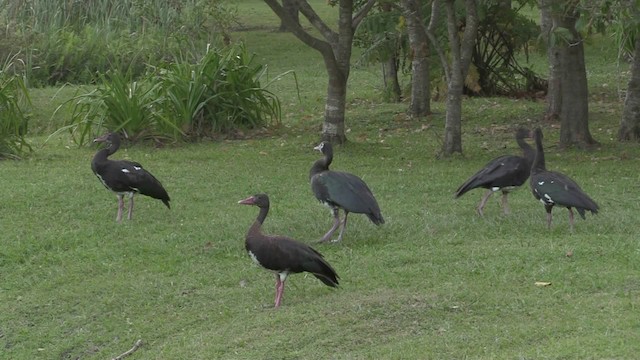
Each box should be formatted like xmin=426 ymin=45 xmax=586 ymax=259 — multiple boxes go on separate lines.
xmin=552 ymin=7 xmax=596 ymax=148
xmin=401 ymin=0 xmax=431 ymax=117
xmin=264 ymin=0 xmax=376 ymax=144
xmin=539 ymin=0 xmax=561 ymax=120
xmin=278 ymin=0 xmax=300 ymax=32
xmin=323 ymin=57 xmax=348 ymax=143
xmin=442 ymin=0 xmax=478 ymax=156
xmin=618 ymin=35 xmax=640 ymax=141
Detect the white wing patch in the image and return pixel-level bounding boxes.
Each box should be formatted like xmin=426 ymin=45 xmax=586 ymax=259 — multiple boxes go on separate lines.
xmin=121 ymin=168 xmax=130 ymax=173
xmin=538 ymin=181 xmax=545 ymax=185
xmin=543 ymin=194 xmax=554 ymax=203
xmin=133 ymin=166 xmax=142 ymax=171
xmin=248 ymin=250 xmax=261 ymax=266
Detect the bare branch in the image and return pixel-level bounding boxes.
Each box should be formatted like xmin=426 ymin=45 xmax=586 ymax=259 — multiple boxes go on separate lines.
xmin=112 ymin=339 xmax=143 ymax=360
xmin=263 ymin=0 xmax=333 ymax=53
xmin=353 ymin=0 xmax=377 ymax=29
xmin=424 ymin=0 xmax=449 ymax=83
xmin=296 ymin=0 xmax=339 ymax=43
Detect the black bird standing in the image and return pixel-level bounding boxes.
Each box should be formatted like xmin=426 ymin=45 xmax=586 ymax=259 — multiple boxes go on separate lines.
xmin=238 ymin=194 xmax=339 ymax=308
xmin=91 ymin=132 xmax=170 ymax=222
xmin=529 ymin=127 xmax=599 ymax=231
xmin=454 ymin=127 xmax=535 ymax=216
xmin=310 ymin=141 xmax=384 ymax=243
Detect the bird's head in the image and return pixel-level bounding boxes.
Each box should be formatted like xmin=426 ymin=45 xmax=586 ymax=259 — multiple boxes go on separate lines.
xmin=515 ymin=127 xmax=533 ymax=140
xmin=533 ymin=127 xmax=544 ymax=141
xmin=238 ymin=193 xmax=270 ymax=208
xmin=313 ymin=141 xmax=332 ymax=155
xmin=93 ymin=132 xmax=119 ymax=146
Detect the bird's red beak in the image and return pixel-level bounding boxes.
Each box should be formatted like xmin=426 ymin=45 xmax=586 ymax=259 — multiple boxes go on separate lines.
xmin=238 ymin=196 xmax=256 ymax=205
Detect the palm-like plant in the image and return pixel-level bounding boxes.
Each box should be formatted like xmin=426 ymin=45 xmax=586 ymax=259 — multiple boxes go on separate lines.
xmin=0 ymin=55 xmax=31 ymax=159
xmin=62 ymin=71 xmax=166 ymax=144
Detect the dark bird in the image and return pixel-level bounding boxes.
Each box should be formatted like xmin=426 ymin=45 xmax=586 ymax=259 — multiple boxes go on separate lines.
xmin=91 ymin=132 xmax=170 ymax=222
xmin=238 ymin=194 xmax=339 ymax=308
xmin=529 ymin=127 xmax=599 ymax=231
xmin=310 ymin=141 xmax=384 ymax=243
xmin=455 ymin=127 xmax=535 ymax=216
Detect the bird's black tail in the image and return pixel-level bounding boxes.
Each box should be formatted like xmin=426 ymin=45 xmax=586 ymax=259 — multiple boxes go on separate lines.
xmin=574 ymin=194 xmax=599 ymax=219
xmin=308 ymin=250 xmax=340 ymax=287
xmin=366 ymin=211 xmax=385 ymax=225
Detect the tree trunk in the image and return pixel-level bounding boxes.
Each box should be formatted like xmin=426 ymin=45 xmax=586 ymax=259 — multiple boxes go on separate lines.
xmin=264 ymin=0 xmax=376 ymax=144
xmin=618 ymin=35 xmax=640 ymax=141
xmin=552 ymin=6 xmax=596 ymax=148
xmin=382 ymin=1 xmax=401 ymax=102
xmin=383 ymin=58 xmax=402 ymax=102
xmin=442 ymin=0 xmax=478 ymax=156
xmin=401 ymin=0 xmax=431 ymax=117
xmin=323 ymin=55 xmax=348 ymax=143
xmin=278 ymin=0 xmax=300 ymax=32
xmin=538 ymin=0 xmax=561 ymax=120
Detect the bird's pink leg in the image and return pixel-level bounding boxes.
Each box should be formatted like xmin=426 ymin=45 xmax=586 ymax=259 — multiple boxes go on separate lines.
xmin=274 ymin=274 xmax=286 ymax=308
xmin=127 ymin=193 xmax=134 ymax=220
xmin=476 ymin=190 xmax=493 ymax=216
xmin=274 ymin=275 xmax=281 ymax=307
xmin=336 ymin=211 xmax=349 ymax=242
xmin=501 ymin=191 xmax=510 ymax=215
xmin=568 ymin=208 xmax=575 ymax=232
xmin=319 ymin=208 xmax=341 ymax=243
xmin=116 ymin=195 xmax=124 ymax=222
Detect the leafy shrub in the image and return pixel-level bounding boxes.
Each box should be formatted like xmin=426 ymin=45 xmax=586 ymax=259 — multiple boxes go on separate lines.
xmin=59 ymin=43 xmax=281 ymax=145
xmin=159 ymin=43 xmax=281 ymax=138
xmin=0 ymin=56 xmax=31 ymax=159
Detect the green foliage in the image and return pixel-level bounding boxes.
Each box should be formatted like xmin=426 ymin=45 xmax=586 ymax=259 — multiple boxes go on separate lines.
xmin=62 ymin=71 xmax=165 ymax=145
xmin=472 ymin=2 xmax=545 ymax=96
xmin=0 ymin=55 xmax=31 ymax=159
xmin=59 ymin=44 xmax=281 ymax=144
xmin=0 ymin=0 xmax=237 ymax=86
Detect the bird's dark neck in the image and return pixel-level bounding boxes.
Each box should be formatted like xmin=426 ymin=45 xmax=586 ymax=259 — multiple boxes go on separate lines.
xmin=531 ymin=134 xmax=546 ymax=172
xmin=517 ymin=136 xmax=535 ymax=166
xmin=93 ymin=136 xmax=120 ymax=163
xmin=309 ymin=152 xmax=332 ymax=179
xmin=248 ymin=206 xmax=269 ymax=237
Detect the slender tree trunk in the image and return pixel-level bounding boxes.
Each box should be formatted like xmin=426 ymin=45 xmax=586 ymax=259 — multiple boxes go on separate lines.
xmin=442 ymin=0 xmax=478 ymax=156
xmin=552 ymin=6 xmax=596 ymax=148
xmin=278 ymin=0 xmax=300 ymax=32
xmin=619 ymin=35 xmax=640 ymax=141
xmin=382 ymin=2 xmax=401 ymax=102
xmin=401 ymin=0 xmax=431 ymax=117
xmin=538 ymin=0 xmax=560 ymax=120
xmin=383 ymin=58 xmax=402 ymax=102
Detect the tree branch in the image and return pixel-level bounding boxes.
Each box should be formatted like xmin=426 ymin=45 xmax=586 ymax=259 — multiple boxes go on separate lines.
xmin=263 ymin=0 xmax=333 ymax=53
xmin=112 ymin=339 xmax=143 ymax=360
xmin=353 ymin=0 xmax=377 ymax=29
xmin=296 ymin=0 xmax=339 ymax=43
xmin=424 ymin=0 xmax=450 ymax=83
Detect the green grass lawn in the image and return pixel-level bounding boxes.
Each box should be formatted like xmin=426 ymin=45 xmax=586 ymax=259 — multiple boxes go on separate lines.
xmin=2 ymin=1 xmax=640 ymax=359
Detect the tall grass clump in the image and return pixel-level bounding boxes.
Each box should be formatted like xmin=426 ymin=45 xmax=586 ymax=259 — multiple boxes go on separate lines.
xmin=59 ymin=43 xmax=281 ymax=144
xmin=0 ymin=55 xmax=31 ymax=159
xmin=61 ymin=71 xmax=165 ymax=145
xmin=0 ymin=0 xmax=237 ymax=86
xmin=160 ymin=43 xmax=281 ymax=138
